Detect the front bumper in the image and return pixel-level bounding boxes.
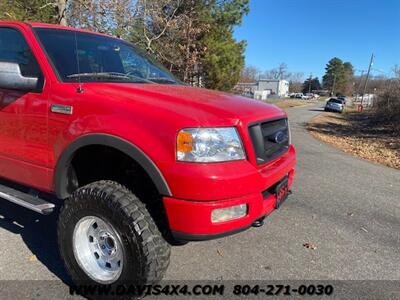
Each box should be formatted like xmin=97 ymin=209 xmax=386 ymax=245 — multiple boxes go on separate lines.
xmin=163 ymin=145 xmax=296 ymax=240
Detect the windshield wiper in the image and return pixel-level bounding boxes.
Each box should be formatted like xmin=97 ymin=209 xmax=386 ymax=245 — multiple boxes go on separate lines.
xmin=67 ymin=72 xmax=154 ymax=83
xmin=67 ymin=72 xmax=131 ymax=79
xmin=148 ymin=78 xmax=177 ymax=84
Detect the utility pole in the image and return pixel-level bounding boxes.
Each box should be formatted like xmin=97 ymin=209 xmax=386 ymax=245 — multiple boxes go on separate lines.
xmin=331 ymin=73 xmax=337 ymax=96
xmin=308 ymin=73 xmax=312 ymax=94
xmin=354 ymin=70 xmax=364 ymax=102
xmin=361 ymin=53 xmax=374 ymax=106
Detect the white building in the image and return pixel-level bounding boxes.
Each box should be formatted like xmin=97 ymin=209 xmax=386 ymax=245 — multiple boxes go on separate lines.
xmin=234 ymin=79 xmax=289 ymax=99
xmin=257 ymin=79 xmax=289 ymax=97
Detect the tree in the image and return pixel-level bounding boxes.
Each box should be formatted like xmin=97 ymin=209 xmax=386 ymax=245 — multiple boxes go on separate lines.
xmin=134 ymin=0 xmax=182 ymax=52
xmin=0 ymin=0 xmax=58 ymax=23
xmin=68 ymin=0 xmax=139 ymax=37
xmin=302 ymin=77 xmax=321 ymax=94
xmin=322 ymin=57 xmax=354 ymax=95
xmin=287 ymin=72 xmax=304 ymax=93
xmin=1 ymin=0 xmax=249 ymax=91
xmin=127 ymin=0 xmax=249 ymax=90
xmin=289 ymin=81 xmax=302 ymax=93
xmin=393 ymin=64 xmax=400 ymax=78
xmin=57 ymin=0 xmax=68 ymax=25
xmin=374 ymin=65 xmax=400 ymax=124
xmin=202 ymin=0 xmax=249 ymax=90
xmin=263 ymin=63 xmax=288 ymax=80
xmin=1 ymin=0 xmax=68 ymax=25
xmin=127 ymin=0 xmax=210 ymax=83
xmin=287 ymin=72 xmax=304 ymax=83
xmin=240 ymin=65 xmax=261 ymax=83
xmin=262 ymin=64 xmax=304 ymax=83
xmin=203 ymin=29 xmax=246 ymax=90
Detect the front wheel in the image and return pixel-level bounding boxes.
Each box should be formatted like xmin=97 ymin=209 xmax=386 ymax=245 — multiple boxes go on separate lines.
xmin=58 ymin=180 xmax=170 ymax=287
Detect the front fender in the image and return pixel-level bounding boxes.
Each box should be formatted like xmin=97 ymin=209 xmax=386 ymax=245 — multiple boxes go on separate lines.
xmin=54 ymin=133 xmax=172 ymax=199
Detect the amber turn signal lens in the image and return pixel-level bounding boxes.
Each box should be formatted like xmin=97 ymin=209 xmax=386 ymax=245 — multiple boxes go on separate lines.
xmin=177 ymin=131 xmax=193 ymax=153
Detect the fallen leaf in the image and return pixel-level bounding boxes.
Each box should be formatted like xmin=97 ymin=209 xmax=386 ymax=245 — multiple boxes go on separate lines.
xmin=29 ymin=255 xmax=37 ymax=262
xmin=303 ymin=243 xmax=317 ymax=250
xmin=308 ymin=113 xmax=400 ymax=170
xmin=217 ymin=249 xmax=224 ymax=257
xmin=347 ymin=212 xmax=354 ymax=216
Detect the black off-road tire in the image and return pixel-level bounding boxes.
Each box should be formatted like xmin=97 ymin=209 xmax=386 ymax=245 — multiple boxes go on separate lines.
xmin=58 ymin=180 xmax=170 ymax=289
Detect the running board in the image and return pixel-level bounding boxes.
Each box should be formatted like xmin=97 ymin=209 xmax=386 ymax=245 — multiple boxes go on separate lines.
xmin=0 ymin=184 xmax=55 ymax=215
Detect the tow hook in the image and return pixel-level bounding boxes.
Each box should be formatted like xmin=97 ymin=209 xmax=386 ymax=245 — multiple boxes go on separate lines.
xmin=252 ymin=216 xmax=265 ymax=227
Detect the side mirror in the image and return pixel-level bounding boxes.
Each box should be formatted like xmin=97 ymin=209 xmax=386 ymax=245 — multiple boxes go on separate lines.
xmin=0 ymin=62 xmax=38 ymax=91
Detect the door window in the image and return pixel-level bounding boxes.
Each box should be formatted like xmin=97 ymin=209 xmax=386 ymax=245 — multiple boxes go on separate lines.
xmin=0 ymin=27 xmax=43 ymax=79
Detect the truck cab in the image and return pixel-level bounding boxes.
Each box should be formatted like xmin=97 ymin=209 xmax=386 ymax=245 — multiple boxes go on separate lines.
xmin=0 ymin=21 xmax=295 ymax=288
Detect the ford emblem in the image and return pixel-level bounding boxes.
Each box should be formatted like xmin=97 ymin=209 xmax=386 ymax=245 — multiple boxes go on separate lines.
xmin=274 ymin=131 xmax=287 ymax=144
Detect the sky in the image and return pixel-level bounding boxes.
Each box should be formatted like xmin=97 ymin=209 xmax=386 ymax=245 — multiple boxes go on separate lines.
xmin=234 ymin=0 xmax=400 ymax=80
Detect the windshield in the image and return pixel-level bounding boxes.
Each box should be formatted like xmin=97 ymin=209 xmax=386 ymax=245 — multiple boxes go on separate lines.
xmin=34 ymin=28 xmax=178 ymax=84
xmin=329 ymin=99 xmax=342 ymax=104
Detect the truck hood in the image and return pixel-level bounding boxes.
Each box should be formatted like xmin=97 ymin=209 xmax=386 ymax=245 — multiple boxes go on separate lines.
xmin=85 ymin=83 xmax=286 ymax=125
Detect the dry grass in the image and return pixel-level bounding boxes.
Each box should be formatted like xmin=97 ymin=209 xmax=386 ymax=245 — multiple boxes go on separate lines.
xmin=269 ymin=99 xmax=314 ymax=109
xmin=307 ymin=111 xmax=400 ymax=169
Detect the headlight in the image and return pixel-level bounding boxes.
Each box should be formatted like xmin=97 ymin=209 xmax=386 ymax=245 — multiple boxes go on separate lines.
xmin=177 ymin=127 xmax=245 ymax=162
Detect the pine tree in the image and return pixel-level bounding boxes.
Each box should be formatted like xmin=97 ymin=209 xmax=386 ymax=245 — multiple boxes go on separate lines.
xmin=323 ymin=57 xmax=354 ymax=95
xmin=202 ymin=0 xmax=249 ymax=90
xmin=302 ymin=77 xmax=321 ymax=94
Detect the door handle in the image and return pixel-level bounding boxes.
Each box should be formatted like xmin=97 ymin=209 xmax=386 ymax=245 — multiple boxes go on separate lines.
xmin=50 ymin=104 xmax=73 ymax=115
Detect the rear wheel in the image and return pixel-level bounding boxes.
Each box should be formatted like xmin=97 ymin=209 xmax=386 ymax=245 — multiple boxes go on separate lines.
xmin=58 ymin=180 xmax=170 ymax=288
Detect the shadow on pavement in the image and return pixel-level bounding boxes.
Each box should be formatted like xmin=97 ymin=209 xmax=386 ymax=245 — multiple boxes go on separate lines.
xmin=0 ymin=199 xmax=70 ymax=284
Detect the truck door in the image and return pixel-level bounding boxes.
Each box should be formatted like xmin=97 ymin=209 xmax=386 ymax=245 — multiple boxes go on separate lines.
xmin=0 ymin=25 xmax=50 ymax=191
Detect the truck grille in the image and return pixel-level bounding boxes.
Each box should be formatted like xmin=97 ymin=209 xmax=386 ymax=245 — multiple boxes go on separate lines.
xmin=248 ymin=118 xmax=289 ymax=165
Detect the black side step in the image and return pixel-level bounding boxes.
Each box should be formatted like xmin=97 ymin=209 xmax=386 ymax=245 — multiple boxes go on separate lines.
xmin=0 ymin=184 xmax=55 ymax=215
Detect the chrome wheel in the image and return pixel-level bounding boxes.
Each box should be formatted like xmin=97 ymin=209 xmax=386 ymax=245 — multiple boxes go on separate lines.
xmin=73 ymin=216 xmax=123 ymax=283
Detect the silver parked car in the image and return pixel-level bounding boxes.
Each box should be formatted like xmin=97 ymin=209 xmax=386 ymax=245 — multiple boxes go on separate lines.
xmin=325 ymin=98 xmax=344 ymax=113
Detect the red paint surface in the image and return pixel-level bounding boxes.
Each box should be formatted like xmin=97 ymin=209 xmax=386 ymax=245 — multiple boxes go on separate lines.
xmin=0 ymin=21 xmax=296 ymax=236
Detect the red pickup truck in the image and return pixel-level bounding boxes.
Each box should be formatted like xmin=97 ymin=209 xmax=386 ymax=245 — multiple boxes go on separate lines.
xmin=0 ymin=21 xmax=295 ymax=287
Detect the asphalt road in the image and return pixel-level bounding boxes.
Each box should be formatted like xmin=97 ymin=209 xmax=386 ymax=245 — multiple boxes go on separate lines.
xmin=0 ymin=103 xmax=399 ymax=297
